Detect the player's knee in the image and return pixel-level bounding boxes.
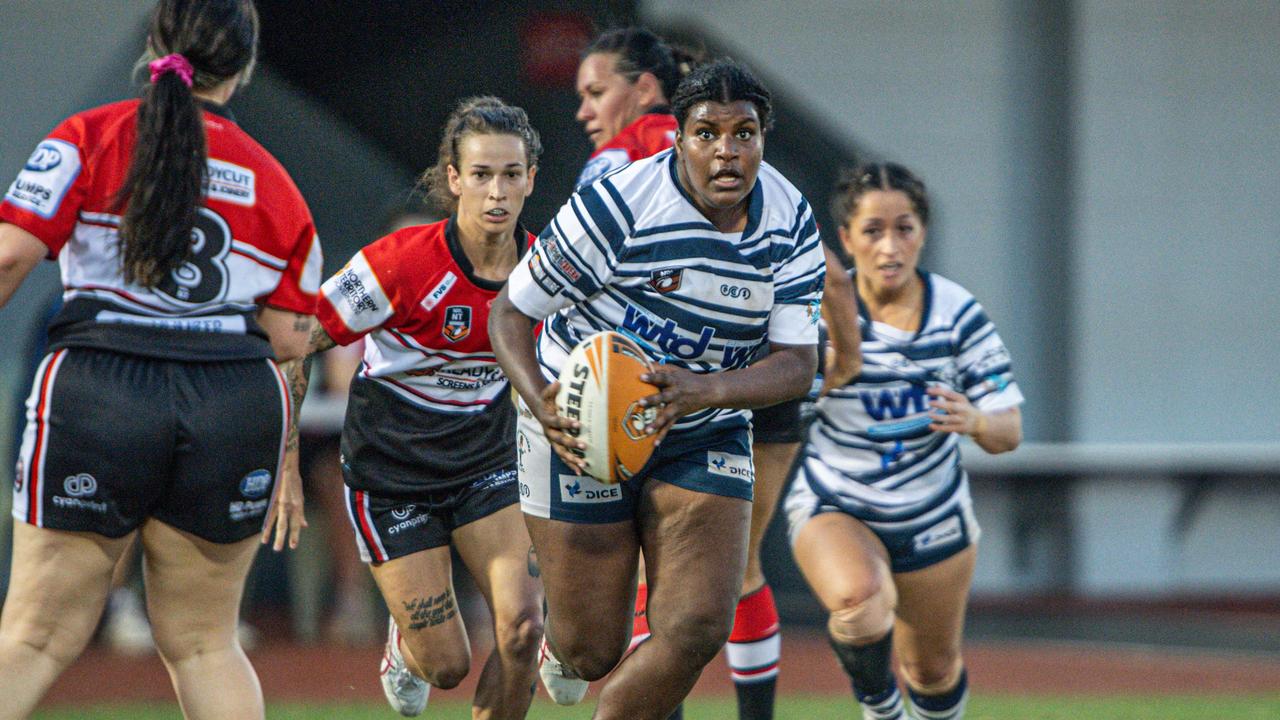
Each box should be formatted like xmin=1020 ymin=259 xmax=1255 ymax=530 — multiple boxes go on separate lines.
xmin=663 ymin=607 xmax=735 ymax=668
xmin=0 ymin=621 xmax=80 ymax=669
xmin=900 ymin=652 xmax=963 ymax=694
xmin=494 ymin=608 xmax=542 ymax=663
xmin=402 ymin=636 xmax=471 ymax=689
xmin=556 ymin=634 xmax=625 ymax=681
xmin=826 ymin=584 xmax=896 ymax=647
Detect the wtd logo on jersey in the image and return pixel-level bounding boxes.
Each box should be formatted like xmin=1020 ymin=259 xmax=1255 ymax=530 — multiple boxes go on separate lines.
xmin=239 ymin=469 xmax=272 ymax=498
xmin=442 ymin=305 xmax=472 ymax=342
xmin=559 ymin=474 xmax=622 ymax=504
xmin=707 ymin=452 xmax=753 ymax=483
xmin=620 ymin=305 xmax=714 ymax=360
xmin=861 ymin=385 xmax=929 ymax=421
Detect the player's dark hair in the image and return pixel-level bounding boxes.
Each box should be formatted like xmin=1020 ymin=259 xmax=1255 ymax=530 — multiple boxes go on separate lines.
xmin=421 ymin=96 xmax=543 ymax=214
xmin=583 ymin=27 xmax=700 ymax=102
xmin=830 ymin=162 xmax=930 ymax=228
xmin=116 ymin=0 xmax=259 ymax=287
xmin=671 ymin=59 xmax=774 ymax=133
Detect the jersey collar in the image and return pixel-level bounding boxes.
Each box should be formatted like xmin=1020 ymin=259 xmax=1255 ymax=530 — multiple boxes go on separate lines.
xmin=198 ymin=99 xmax=237 ymax=123
xmin=444 ymin=216 xmax=525 ymax=292
xmin=853 ymin=268 xmax=933 ymax=341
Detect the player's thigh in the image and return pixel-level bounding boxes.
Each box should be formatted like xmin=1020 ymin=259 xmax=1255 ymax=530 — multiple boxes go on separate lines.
xmin=370 ymin=544 xmax=470 ymax=664
xmin=158 ymin=358 xmax=287 ymax=543
xmin=748 ymin=440 xmax=799 ymax=549
xmin=453 ymin=502 xmax=543 ymax=650
xmin=1 ymin=523 xmax=131 ymax=659
xmin=139 ymin=519 xmax=261 ymax=655
xmin=892 ymin=545 xmax=976 ymax=663
xmin=791 ymin=510 xmax=894 ymax=613
xmin=638 ymin=479 xmax=752 ymax=638
xmin=524 ymin=513 xmax=637 ymax=653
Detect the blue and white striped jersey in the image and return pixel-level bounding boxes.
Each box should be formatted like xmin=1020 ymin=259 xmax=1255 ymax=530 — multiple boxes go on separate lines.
xmin=506 ymin=149 xmax=824 ymax=430
xmin=800 ymin=270 xmax=1023 ymax=517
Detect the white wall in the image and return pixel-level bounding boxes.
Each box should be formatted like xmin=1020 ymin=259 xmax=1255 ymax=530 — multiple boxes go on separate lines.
xmin=1071 ymin=0 xmax=1280 ymax=442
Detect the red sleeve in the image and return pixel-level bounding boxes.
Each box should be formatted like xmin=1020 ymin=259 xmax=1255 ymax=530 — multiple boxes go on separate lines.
xmin=314 ymin=228 xmax=422 ymax=345
xmin=262 ymin=217 xmax=323 ymax=314
xmin=0 ymin=115 xmax=92 ymax=257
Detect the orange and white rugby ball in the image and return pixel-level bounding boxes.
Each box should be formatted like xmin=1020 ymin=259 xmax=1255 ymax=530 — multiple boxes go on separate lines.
xmin=556 ymin=331 xmax=660 ymax=484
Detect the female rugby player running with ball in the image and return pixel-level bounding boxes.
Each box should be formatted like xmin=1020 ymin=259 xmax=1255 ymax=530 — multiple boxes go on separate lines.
xmin=301 ymin=98 xmax=544 ymax=718
xmin=490 ymin=60 xmax=824 ymax=720
xmin=785 ymin=163 xmax=1023 ymax=720
xmin=0 ymin=2 xmax=317 ymax=717
xmin=567 ymin=28 xmax=862 ymax=720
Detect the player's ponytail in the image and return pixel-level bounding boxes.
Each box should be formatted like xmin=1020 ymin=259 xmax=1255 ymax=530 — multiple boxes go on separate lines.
xmin=583 ymin=27 xmax=699 ymax=104
xmin=421 ymin=96 xmax=543 ymax=215
xmin=116 ymin=0 xmax=258 ymax=287
xmin=830 ymin=163 xmax=931 ymax=229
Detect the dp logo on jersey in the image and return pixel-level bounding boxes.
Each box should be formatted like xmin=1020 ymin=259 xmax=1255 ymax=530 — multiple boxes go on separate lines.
xmin=442 ymin=305 xmax=472 ymax=342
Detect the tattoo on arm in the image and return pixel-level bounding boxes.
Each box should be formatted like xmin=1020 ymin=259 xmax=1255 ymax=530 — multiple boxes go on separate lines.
xmin=401 ymin=590 xmax=458 ymax=631
xmin=527 ymin=546 xmax=540 ymax=578
xmin=278 ymin=353 xmax=314 ymax=454
xmin=309 ymin=322 xmax=337 ymax=354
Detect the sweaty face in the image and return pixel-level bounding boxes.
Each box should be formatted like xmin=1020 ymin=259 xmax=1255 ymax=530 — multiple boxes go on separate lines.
xmin=839 ymin=189 xmax=926 ymax=298
xmin=447 ymin=133 xmax=536 ymax=238
xmin=674 ymin=100 xmax=764 ymax=227
xmin=575 ymin=53 xmax=646 ymax=150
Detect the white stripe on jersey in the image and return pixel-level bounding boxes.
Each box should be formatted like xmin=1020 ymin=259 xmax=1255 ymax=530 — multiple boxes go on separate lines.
xmin=802 ymin=272 xmax=1023 ymax=514
xmin=319 ymin=251 xmax=394 ymax=335
xmin=59 ymin=213 xmax=292 ymax=326
xmin=507 ymin=150 xmax=824 ymax=431
xmin=359 ymin=330 xmax=506 ymax=414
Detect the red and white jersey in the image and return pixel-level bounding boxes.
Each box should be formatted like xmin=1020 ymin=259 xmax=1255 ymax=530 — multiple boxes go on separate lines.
xmin=316 ymin=218 xmax=534 ymax=415
xmin=1 ymin=100 xmax=322 ymax=361
xmin=575 ymin=110 xmax=677 ymax=190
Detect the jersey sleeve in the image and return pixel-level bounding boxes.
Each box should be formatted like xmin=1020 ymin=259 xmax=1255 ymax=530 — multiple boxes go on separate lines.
xmin=261 ymin=219 xmax=323 ymax=314
xmin=954 ymin=301 xmax=1024 ymax=411
xmin=575 ymin=148 xmax=630 ymax=190
xmin=0 ymin=116 xmax=92 ymax=256
xmin=507 ymin=183 xmax=622 ymax=321
xmin=767 ymin=199 xmax=824 ymax=345
xmin=314 ymin=236 xmax=407 ymax=346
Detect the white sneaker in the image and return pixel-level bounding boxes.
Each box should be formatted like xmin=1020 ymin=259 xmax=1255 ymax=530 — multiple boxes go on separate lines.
xmin=380 ymin=616 xmax=429 ymax=717
xmin=538 ymin=637 xmax=589 ymax=705
xmin=104 ymin=588 xmax=153 ymax=655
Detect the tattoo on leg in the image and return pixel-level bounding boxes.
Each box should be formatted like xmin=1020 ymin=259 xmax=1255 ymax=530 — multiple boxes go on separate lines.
xmin=527 ymin=546 xmax=540 ymax=578
xmin=402 ymin=589 xmax=458 ymax=631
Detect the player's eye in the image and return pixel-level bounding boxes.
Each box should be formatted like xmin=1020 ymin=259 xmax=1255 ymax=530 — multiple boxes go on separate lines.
xmin=696 ymin=129 xmax=715 ymax=141
xmin=736 ymin=129 xmax=754 ymax=140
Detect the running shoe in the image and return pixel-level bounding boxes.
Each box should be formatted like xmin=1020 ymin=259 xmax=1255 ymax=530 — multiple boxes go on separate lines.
xmin=379 ymin=616 xmax=428 ymax=716
xmin=538 ymin=636 xmax=589 ymax=705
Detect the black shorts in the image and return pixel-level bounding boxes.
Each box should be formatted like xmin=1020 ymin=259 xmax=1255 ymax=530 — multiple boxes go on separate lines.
xmin=752 ymin=397 xmax=804 ymax=444
xmin=344 ymin=466 xmax=518 ymax=564
xmin=14 ymin=348 xmax=288 ymax=543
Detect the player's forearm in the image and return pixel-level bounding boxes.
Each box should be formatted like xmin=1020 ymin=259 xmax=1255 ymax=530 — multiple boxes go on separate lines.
xmin=277 ymin=353 xmax=313 ymax=455
xmin=707 ymin=343 xmax=817 ymax=409
xmin=972 ymin=407 xmax=1022 ymax=454
xmin=0 ymin=223 xmax=46 ymax=309
xmin=489 ymin=290 xmax=548 ymax=409
xmin=821 ymin=246 xmax=862 ymax=375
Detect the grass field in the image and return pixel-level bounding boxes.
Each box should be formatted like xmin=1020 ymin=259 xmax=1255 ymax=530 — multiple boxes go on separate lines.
xmin=32 ymin=694 xmax=1280 ymax=719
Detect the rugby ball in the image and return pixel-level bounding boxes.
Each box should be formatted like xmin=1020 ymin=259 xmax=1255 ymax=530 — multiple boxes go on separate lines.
xmin=555 ymin=331 xmax=660 ymax=484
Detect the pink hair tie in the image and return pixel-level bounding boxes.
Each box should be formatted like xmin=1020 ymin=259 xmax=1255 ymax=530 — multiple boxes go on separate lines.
xmin=148 ymin=53 xmax=194 ymax=87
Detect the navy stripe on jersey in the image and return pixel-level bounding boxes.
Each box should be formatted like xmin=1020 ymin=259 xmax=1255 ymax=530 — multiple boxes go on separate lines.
xmin=507 ymin=150 xmax=822 ymax=430
xmin=799 ymin=271 xmax=1022 ymax=517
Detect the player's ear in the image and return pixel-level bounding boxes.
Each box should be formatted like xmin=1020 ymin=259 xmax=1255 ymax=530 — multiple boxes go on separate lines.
xmin=446 ymin=164 xmax=462 ymax=197
xmin=634 ymin=71 xmax=662 ymax=108
xmin=525 ymin=165 xmax=538 ymax=197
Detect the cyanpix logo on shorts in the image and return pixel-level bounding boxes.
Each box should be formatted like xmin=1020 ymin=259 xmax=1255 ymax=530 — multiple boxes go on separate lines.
xmin=63 ymin=473 xmax=98 ymax=497
xmin=707 ymin=452 xmax=754 ymax=483
xmin=913 ymin=515 xmax=962 ymax=553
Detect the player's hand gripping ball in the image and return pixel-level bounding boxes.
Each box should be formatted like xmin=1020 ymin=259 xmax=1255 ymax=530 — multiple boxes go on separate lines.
xmin=555 ymin=331 xmax=660 ymax=483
